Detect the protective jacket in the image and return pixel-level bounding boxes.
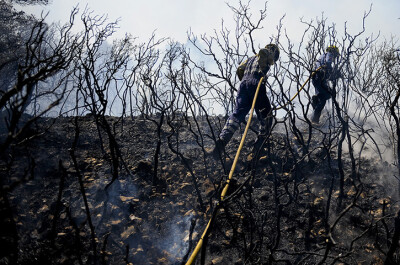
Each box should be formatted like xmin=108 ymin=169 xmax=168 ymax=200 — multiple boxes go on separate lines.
xmin=314 ymin=52 xmax=340 ymax=82
xmin=311 ymin=51 xmax=340 ymax=122
xmin=237 ymin=53 xmax=270 ymax=81
xmin=219 ymin=54 xmax=272 ymax=144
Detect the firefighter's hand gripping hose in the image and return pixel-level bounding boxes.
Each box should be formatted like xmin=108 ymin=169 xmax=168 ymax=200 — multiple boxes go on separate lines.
xmin=185 ymin=77 xmax=264 ymax=265
xmin=185 ymin=68 xmax=319 ymax=264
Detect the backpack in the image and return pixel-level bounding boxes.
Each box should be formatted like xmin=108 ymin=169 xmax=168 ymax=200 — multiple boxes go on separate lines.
xmin=236 ymin=47 xmax=273 ymax=81
xmin=236 ymin=60 xmax=247 ymax=81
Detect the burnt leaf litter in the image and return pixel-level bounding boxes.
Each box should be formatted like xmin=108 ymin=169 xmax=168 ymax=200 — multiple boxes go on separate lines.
xmin=1 ymin=113 xmax=399 ymax=264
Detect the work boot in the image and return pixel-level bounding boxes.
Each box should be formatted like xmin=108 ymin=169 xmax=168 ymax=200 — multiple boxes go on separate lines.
xmin=258 ymin=123 xmax=270 ymax=137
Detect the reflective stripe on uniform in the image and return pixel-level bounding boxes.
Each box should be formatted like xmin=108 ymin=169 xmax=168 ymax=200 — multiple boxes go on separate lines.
xmin=219 ymin=117 xmax=240 ymax=142
xmin=223 ymin=118 xmax=240 ymax=131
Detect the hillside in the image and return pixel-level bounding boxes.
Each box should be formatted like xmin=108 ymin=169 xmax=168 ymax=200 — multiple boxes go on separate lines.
xmin=1 ymin=114 xmax=400 ymax=264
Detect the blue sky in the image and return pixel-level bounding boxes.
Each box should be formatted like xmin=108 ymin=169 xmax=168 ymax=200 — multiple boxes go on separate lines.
xmin=19 ymin=0 xmax=399 ymax=45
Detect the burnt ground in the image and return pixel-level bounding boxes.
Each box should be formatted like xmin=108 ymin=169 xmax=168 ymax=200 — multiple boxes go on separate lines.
xmin=1 ymin=114 xmax=400 ymax=264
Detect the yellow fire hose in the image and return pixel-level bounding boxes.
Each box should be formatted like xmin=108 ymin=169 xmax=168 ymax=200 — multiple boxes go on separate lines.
xmin=186 ymin=77 xmax=264 ymax=265
xmin=274 ymin=66 xmax=321 ymax=111
xmin=220 ymin=76 xmax=264 ymax=200
xmin=185 ymin=68 xmax=319 ymax=265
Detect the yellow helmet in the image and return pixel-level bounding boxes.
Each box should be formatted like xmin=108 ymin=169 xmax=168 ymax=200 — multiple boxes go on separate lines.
xmin=326 ymin=45 xmax=339 ymax=56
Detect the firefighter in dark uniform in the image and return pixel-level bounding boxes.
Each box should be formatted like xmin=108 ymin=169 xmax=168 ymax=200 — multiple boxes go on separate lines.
xmin=311 ymin=45 xmax=341 ymax=123
xmin=211 ymin=44 xmax=280 ymax=158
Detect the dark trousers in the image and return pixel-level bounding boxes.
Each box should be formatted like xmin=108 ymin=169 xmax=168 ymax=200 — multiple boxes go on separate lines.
xmin=311 ymin=71 xmax=333 ymax=112
xmin=219 ymin=78 xmax=272 ymax=144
